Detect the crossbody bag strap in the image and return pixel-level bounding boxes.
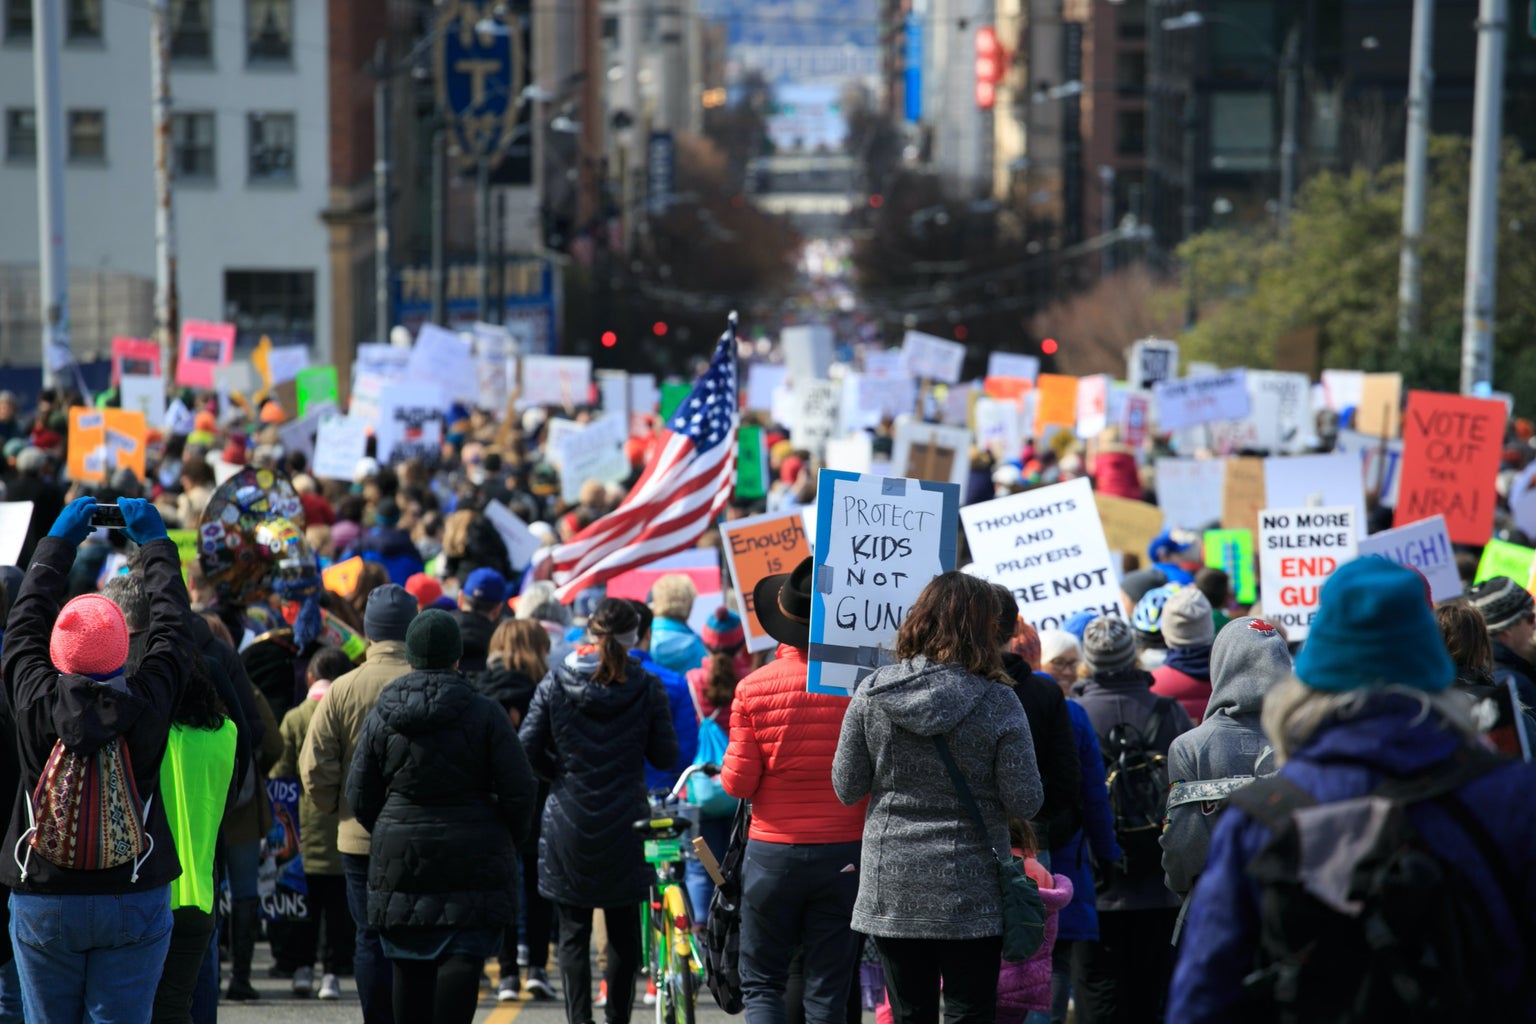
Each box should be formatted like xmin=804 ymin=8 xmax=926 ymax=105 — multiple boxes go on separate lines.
xmin=931 ymin=734 xmax=1006 ymax=861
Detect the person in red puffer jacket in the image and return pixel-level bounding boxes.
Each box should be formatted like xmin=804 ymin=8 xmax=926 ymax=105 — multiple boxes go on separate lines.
xmin=1152 ymin=588 xmax=1218 ymax=724
xmin=724 ymin=557 xmax=868 ymax=1024
xmin=1090 ymin=428 xmax=1145 ymax=501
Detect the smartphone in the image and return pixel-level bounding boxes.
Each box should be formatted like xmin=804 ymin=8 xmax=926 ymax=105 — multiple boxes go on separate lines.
xmin=90 ymin=504 xmax=127 ymax=529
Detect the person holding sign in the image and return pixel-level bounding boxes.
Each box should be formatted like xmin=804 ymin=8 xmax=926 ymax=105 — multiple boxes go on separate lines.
xmin=832 ymin=572 xmax=1042 ymax=1024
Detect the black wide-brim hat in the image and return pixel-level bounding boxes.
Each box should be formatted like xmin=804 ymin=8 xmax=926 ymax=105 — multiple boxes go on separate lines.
xmin=752 ymin=555 xmax=815 ymax=650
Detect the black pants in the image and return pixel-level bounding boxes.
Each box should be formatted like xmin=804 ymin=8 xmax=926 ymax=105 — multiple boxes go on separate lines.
xmin=875 ymin=935 xmax=1003 ymax=1024
xmin=391 ymin=953 xmax=483 ymax=1024
xmin=501 ymin=844 xmax=555 ymax=977
xmin=783 ymin=946 xmax=866 ymax=1024
xmin=1071 ymin=908 xmax=1178 ymax=1024
xmin=279 ymin=874 xmax=355 ymax=974
xmin=153 ymin=907 xmax=216 ymax=1024
xmin=557 ymin=902 xmax=642 ymax=1024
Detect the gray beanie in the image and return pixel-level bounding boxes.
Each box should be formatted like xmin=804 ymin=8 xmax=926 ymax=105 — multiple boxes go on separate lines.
xmin=364 ymin=584 xmax=418 ymax=642
xmin=1161 ymin=588 xmax=1215 ymax=648
xmin=1083 ymin=616 xmax=1138 ymax=673
xmin=1468 ymin=576 xmax=1534 ymax=634
xmin=1207 ymin=616 xmax=1293 ymax=717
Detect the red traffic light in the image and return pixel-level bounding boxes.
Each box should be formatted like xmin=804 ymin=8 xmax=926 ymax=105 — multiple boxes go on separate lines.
xmin=954 ymin=324 xmax=969 ymax=341
xmin=1041 ymin=337 xmax=1058 ymax=355
xmin=601 ymin=330 xmax=618 ymax=348
xmin=868 ymin=194 xmax=885 ymax=209
xmin=975 ymin=27 xmax=1005 ymax=110
xmin=652 ymin=321 xmax=668 ymax=337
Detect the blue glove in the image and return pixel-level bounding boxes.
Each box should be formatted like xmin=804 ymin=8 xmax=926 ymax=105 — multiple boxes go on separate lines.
xmin=47 ymin=496 xmax=97 ymax=547
xmin=120 ymin=498 xmax=167 ymax=545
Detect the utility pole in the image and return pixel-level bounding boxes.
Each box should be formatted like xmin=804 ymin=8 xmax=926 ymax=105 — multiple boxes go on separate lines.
xmin=1398 ymin=0 xmax=1434 ymax=348
xmin=431 ymin=127 xmax=446 ymax=327
xmin=1460 ymin=0 xmax=1506 ymax=395
xmin=374 ymin=41 xmax=391 ymax=346
xmin=151 ymin=0 xmax=178 ymax=382
xmin=32 ymin=0 xmax=67 ymax=389
xmin=1278 ymin=21 xmax=1300 ymax=220
xmin=477 ymin=159 xmax=491 ymax=321
xmin=577 ymin=0 xmax=602 ymax=228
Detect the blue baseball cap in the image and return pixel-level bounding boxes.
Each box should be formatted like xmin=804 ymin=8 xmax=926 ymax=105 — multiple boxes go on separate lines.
xmin=463 ymin=568 xmax=507 ymax=606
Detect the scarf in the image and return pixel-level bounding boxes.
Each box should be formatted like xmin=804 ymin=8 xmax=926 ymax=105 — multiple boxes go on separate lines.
xmin=1162 ymin=643 xmax=1212 ymax=683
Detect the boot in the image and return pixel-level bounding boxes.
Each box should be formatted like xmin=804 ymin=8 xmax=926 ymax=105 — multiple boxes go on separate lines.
xmin=225 ymin=898 xmax=262 ymax=1001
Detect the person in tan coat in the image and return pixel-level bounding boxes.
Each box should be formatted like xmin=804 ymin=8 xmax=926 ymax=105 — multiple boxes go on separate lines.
xmin=300 ymin=585 xmax=418 ymax=1024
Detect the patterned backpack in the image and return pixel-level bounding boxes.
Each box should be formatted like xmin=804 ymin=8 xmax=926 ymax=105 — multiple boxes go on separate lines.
xmin=21 ymin=735 xmax=154 ymax=882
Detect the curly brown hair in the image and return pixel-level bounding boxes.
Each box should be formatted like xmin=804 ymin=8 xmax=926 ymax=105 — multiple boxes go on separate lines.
xmin=895 ymin=571 xmax=1009 ymax=683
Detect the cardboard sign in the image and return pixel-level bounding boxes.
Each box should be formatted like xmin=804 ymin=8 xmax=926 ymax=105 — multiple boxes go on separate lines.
xmin=407 ymin=324 xmax=478 ymax=406
xmin=736 ymin=425 xmax=768 ymax=501
xmin=265 ymin=345 xmax=309 ymax=386
xmin=1333 ymin=428 xmax=1404 ymax=507
xmin=987 ymin=352 xmax=1040 ymax=383
xmin=0 ymin=501 xmax=34 ymax=566
xmin=1221 ymin=456 xmax=1268 ymax=538
xmin=484 ymin=500 xmax=543 ymax=571
xmin=1209 ymin=370 xmax=1310 ymax=455
xmin=891 ymin=419 xmax=970 ymax=488
xmin=376 ymin=382 xmax=446 ymax=464
xmin=295 ymin=366 xmax=339 ymax=419
xmin=1154 ymin=369 xmax=1251 ymax=433
xmin=1076 ymin=375 xmax=1110 ymax=438
xmin=120 ymin=374 xmax=166 ymax=428
xmin=1258 ymin=506 xmax=1358 ymax=640
xmin=973 ymin=398 xmax=1022 ymax=459
xmin=175 ymin=320 xmax=236 ymax=389
xmin=1094 ymin=494 xmax=1165 ymax=561
xmin=1203 ymin=529 xmax=1257 ymax=604
xmin=962 ymin=477 xmax=1122 ymax=631
xmin=101 ymin=409 xmax=147 ymax=481
xmin=1264 ymin=453 xmax=1367 ymax=537
xmin=1034 ymin=374 xmax=1078 ymax=436
xmin=720 ymin=510 xmax=812 ymax=653
xmin=790 ymin=380 xmax=842 ymax=457
xmin=322 ymin=556 xmax=365 ymax=597
xmin=1395 ymin=391 xmax=1507 ymax=546
xmin=1475 ymin=538 xmax=1535 ymax=588
xmin=67 ymin=408 xmax=105 ymax=483
xmin=899 ymin=330 xmax=965 ymax=384
xmin=747 ymin=364 xmax=789 ymax=412
xmin=312 ymin=414 xmax=368 ymax=481
xmin=1128 ymin=339 xmax=1179 ymax=390
xmin=1154 ymin=457 xmax=1226 ymax=531
xmin=1357 ymin=515 xmax=1461 ymax=603
xmin=808 ymin=471 xmax=959 ymax=695
xmin=522 ymin=355 xmax=592 ymax=407
xmin=1355 ymin=373 xmax=1402 ymax=438
xmin=111 ymin=337 xmax=160 ymax=386
xmin=781 ymin=325 xmax=834 ymax=382
xmin=212 ymin=362 xmax=260 ymax=409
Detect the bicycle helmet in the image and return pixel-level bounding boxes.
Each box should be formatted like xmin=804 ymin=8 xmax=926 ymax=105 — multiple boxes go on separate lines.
xmin=1132 ymin=582 xmax=1182 ymax=649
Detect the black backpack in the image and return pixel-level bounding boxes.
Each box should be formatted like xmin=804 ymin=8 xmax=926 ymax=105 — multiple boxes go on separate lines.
xmin=1227 ymin=747 xmax=1520 ymax=1023
xmin=1102 ymin=697 xmax=1174 ymax=878
xmin=703 ymin=799 xmax=750 ymax=1014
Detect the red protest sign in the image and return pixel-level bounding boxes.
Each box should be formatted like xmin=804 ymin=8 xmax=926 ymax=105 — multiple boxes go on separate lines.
xmin=1394 ymin=390 xmax=1507 ymax=546
xmin=111 ymin=337 xmax=160 ymax=386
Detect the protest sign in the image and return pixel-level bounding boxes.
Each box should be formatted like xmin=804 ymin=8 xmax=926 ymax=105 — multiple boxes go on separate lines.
xmin=791 ymin=380 xmax=842 ymax=456
xmin=1154 ymin=369 xmax=1251 ymax=433
xmin=1475 ymin=539 xmax=1536 ymax=588
xmin=747 ymin=364 xmax=789 ymax=412
xmin=1034 ymin=374 xmax=1078 ymax=436
xmin=1154 ymin=457 xmax=1226 ymax=531
xmin=962 ymin=477 xmax=1121 ymax=631
xmin=1128 ymin=339 xmax=1179 ymax=390
xmin=720 ymin=510 xmax=812 ymax=653
xmin=1221 ymin=456 xmax=1267 ymax=537
xmin=854 ymin=373 xmax=919 ymax=423
xmin=606 ymin=561 xmax=723 ymax=604
xmin=1395 ymin=390 xmax=1507 ymax=546
xmin=987 ymin=352 xmax=1040 ymax=383
xmin=322 ymin=557 xmax=365 ymax=597
xmin=1357 ymin=515 xmax=1461 ymax=603
xmin=407 ymin=324 xmax=478 ymax=405
xmin=213 ymin=362 xmax=260 ymax=410
xmin=120 ymin=374 xmax=165 ymax=428
xmin=522 ymin=355 xmax=592 ymax=407
xmin=0 ymin=502 xmax=33 ymax=565
xmin=595 ymin=370 xmax=628 ymax=424
xmin=102 ymin=409 xmax=147 ymax=481
xmin=313 ymin=414 xmax=367 ymax=481
xmin=1122 ymin=391 xmax=1151 ymax=448
xmin=1355 ymin=373 xmax=1402 ymax=438
xmin=111 ymin=337 xmax=160 ymax=385
xmin=973 ymin=397 xmax=1022 ymax=458
xmin=1094 ymin=494 xmax=1164 ymax=560
xmin=475 ymin=352 xmax=514 ymax=412
xmin=1259 ymin=506 xmax=1358 ymax=640
xmin=808 ymin=471 xmax=959 ymax=695
xmin=1264 ymin=453 xmax=1366 ymax=536
xmin=277 ymin=411 xmax=322 ymax=466
xmin=295 ymin=366 xmax=339 ymax=419
xmin=484 ymin=500 xmax=543 ymax=570
xmin=260 ymin=778 xmax=308 ymax=922
xmin=1334 ymin=428 xmax=1404 ymax=507
xmin=899 ymin=330 xmax=965 ymax=383
xmin=736 ymin=425 xmax=768 ymax=500
xmin=628 ymin=373 xmax=659 ymax=416
xmin=265 ymin=345 xmax=309 ymax=386
xmin=864 ymin=350 xmax=904 ymax=377
xmin=891 ymin=419 xmax=970 ymax=488
xmin=659 ymin=382 xmax=691 ymax=422
xmin=166 ymin=528 xmax=198 ymax=576
xmin=354 ymin=343 xmax=410 ymax=381
xmin=940 ymin=383 xmax=975 ymax=427
xmin=1076 ymin=375 xmax=1109 ymax=438
xmin=1209 ymin=370 xmax=1310 ymax=454
xmin=552 ymin=421 xmax=629 ymax=502
xmin=1320 ymin=369 xmax=1365 ymax=412
xmin=781 ymin=325 xmax=834 ymax=382
xmin=984 ymin=376 xmax=1034 ymax=403
xmin=376 ymin=382 xmax=446 ymax=464
xmin=824 ymin=434 xmax=874 ymax=475
xmin=1203 ymin=529 xmax=1257 ymax=604
xmin=175 ymin=320 xmax=236 ymax=389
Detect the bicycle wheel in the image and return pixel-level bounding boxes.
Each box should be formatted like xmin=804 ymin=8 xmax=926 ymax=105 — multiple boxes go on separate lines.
xmin=672 ymin=954 xmax=697 ymax=1024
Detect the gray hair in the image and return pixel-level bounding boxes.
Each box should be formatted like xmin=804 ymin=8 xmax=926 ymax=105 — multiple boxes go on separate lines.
xmin=516 ymin=580 xmax=571 ymax=627
xmin=100 ymin=573 xmax=151 ymax=633
xmin=16 ymin=447 xmax=47 ymax=475
xmin=1260 ymin=677 xmax=1477 ymax=766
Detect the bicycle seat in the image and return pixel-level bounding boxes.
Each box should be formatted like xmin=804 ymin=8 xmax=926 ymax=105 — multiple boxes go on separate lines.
xmin=633 ymin=815 xmax=694 ymax=839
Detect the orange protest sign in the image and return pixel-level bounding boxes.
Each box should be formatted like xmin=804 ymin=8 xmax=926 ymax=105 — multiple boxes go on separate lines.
xmin=1033 ymin=374 xmax=1078 ymax=435
xmin=322 ymin=556 xmax=365 ymax=598
xmin=67 ymin=407 xmax=107 ymax=483
xmin=984 ymin=376 xmax=1033 ymax=402
xmin=1395 ymin=390 xmax=1507 ymax=546
xmin=101 ymin=408 xmax=147 ymax=481
xmin=719 ymin=510 xmax=811 ymax=653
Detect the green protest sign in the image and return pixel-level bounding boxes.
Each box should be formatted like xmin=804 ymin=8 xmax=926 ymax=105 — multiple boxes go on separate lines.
xmin=736 ymin=425 xmax=767 ymax=500
xmin=1204 ymin=528 xmax=1257 ymax=605
xmin=1475 ymin=538 xmax=1536 ymax=587
xmin=167 ymin=528 xmax=199 ymax=583
xmin=295 ymin=366 xmax=339 ymax=418
xmin=659 ymin=382 xmax=691 ymax=421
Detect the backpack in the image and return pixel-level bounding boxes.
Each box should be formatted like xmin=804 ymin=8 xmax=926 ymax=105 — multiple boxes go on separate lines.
xmin=1101 ymin=697 xmax=1173 ymax=878
xmin=21 ymin=735 xmax=154 ymax=882
xmin=686 ymin=714 xmax=739 ymax=819
xmin=703 ymin=799 xmax=750 ymax=1013
xmin=1227 ymin=746 xmax=1519 ymax=1023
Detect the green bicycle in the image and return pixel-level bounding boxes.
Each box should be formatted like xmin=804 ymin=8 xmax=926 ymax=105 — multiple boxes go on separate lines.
xmin=633 ymin=762 xmax=721 ymax=1024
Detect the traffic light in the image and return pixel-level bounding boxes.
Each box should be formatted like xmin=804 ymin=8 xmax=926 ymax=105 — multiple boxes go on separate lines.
xmin=953 ymin=324 xmax=969 ymax=341
xmin=601 ymin=330 xmax=618 ymax=348
xmin=652 ymin=321 xmax=668 ymax=337
xmin=1041 ymin=337 xmax=1058 ymax=355
xmin=975 ymin=27 xmax=1005 ymax=110
xmin=868 ymin=194 xmax=885 ymax=209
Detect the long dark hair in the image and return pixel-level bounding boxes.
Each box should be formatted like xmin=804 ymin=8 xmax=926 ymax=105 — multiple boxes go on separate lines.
xmin=895 ymin=571 xmax=1008 ymax=683
xmin=587 ymin=598 xmax=641 ymax=686
xmin=703 ymin=649 xmax=740 ymax=708
xmin=173 ymin=651 xmax=229 ymax=731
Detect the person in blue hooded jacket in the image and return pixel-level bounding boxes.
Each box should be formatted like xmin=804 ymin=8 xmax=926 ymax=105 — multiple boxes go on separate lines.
xmin=624 ymin=601 xmax=700 ymax=792
xmin=1168 ymin=558 xmax=1536 ymax=1022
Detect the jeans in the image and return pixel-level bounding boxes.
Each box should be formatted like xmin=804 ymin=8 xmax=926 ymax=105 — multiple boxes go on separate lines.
xmin=685 ymin=816 xmax=733 ymax=926
xmin=0 ymin=957 xmax=22 ymax=1024
xmin=875 ymin=935 xmax=1003 ymax=1024
xmin=10 ymin=885 xmax=174 ymax=1024
xmin=343 ymin=854 xmax=395 ymax=1024
xmin=1071 ymin=909 xmax=1177 ymax=1024
xmin=224 ymin=840 xmax=260 ymax=901
xmin=739 ymin=840 xmax=862 ymax=1024
xmin=557 ymin=902 xmax=641 ymax=1024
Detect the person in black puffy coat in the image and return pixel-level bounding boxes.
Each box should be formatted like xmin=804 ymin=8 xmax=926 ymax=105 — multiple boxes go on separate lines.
xmin=519 ymin=598 xmax=679 ymax=1024
xmin=348 ymin=608 xmax=538 ymax=1024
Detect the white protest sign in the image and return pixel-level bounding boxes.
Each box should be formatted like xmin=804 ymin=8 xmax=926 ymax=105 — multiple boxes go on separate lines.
xmin=941 ymin=382 xmax=975 ymax=426
xmin=1321 ymin=369 xmax=1365 ymax=412
xmin=891 ymin=419 xmax=971 ymax=488
xmin=1263 ymin=452 xmax=1367 ymax=537
xmin=165 ymin=398 xmax=194 ymax=437
xmin=552 ymin=420 xmax=629 ymax=501
xmin=522 ymin=355 xmax=592 ymax=407
xmin=771 ymin=385 xmax=796 ymax=431
xmin=961 ymin=477 xmax=1121 ymax=630
xmin=354 ymin=342 xmax=410 ymax=381
xmin=277 ymin=411 xmax=322 ymax=466
xmin=1129 ymin=339 xmax=1179 ymax=390
xmin=1259 ymin=505 xmax=1358 ymax=640
xmin=781 ymin=325 xmax=834 ymax=383
xmin=747 ymin=364 xmax=789 ymax=412
xmin=1076 ymin=375 xmax=1110 ymax=438
xmin=900 ymin=330 xmax=966 ymax=384
xmin=484 ymin=499 xmax=543 ymax=570
xmin=1356 ymin=514 xmax=1461 ymax=603
xmin=475 ymin=354 xmax=515 ymax=412
xmin=0 ymin=501 xmax=34 ymax=565
xmin=208 ymin=455 xmax=241 ymax=485
xmin=596 ymin=370 xmax=628 ymax=423
xmin=974 ymin=397 xmax=1022 ymax=458
xmin=806 ymin=471 xmax=959 ymax=694
xmin=987 ymin=352 xmax=1040 ymax=382
xmin=1333 ymin=428 xmax=1403 ymax=507
xmin=312 ymin=415 xmax=368 ymax=480
xmin=864 ymin=350 xmax=904 ymax=377
xmin=213 ymin=361 xmax=259 ymax=400
xmin=266 ymin=345 xmax=309 ymax=386
xmin=1154 ymin=457 xmax=1226 ymax=531
xmin=791 ymin=380 xmax=841 ymax=456
xmin=376 ymin=382 xmax=445 ymax=463
xmin=824 ymin=434 xmax=874 ymax=475
xmin=408 ymin=324 xmax=478 ymax=405
xmin=628 ymin=373 xmax=659 ymax=417
xmin=854 ymin=373 xmax=918 ymax=423
xmin=1209 ymin=370 xmax=1310 ymax=454
xmin=120 ymin=374 xmax=165 ymax=428
xmin=348 ymin=373 xmax=384 ymax=427
xmin=1154 ymin=369 xmax=1251 ymax=433
xmin=543 ymin=418 xmax=581 ymax=463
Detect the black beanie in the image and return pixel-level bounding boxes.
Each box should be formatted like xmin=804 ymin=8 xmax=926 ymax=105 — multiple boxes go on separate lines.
xmin=406 ymin=608 xmax=463 ymax=670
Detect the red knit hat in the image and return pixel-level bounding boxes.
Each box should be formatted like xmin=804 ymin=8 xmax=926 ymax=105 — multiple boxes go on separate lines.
xmin=700 ymin=607 xmax=746 ymax=652
xmin=50 ymin=594 xmax=129 ymax=676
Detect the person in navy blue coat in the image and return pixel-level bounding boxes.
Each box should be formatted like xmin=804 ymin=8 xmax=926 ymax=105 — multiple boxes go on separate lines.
xmin=1169 ymin=558 xmax=1536 ymax=1022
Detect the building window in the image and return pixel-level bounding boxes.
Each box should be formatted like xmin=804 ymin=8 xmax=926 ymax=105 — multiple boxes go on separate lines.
xmin=67 ymin=0 xmax=101 ymax=41
xmin=4 ymin=0 xmax=29 ymax=41
xmin=170 ymin=0 xmax=212 ymax=61
xmin=172 ymin=111 xmax=216 ymax=180
xmin=5 ymin=108 xmax=34 ymax=161
xmin=1117 ymin=0 xmax=1146 ymax=40
xmin=1116 ymin=51 xmax=1146 ymax=96
xmin=68 ymin=109 xmax=106 ymax=162
xmin=247 ymin=112 xmax=295 ymax=182
xmin=246 ymin=0 xmax=292 ymax=63
xmin=225 ymin=270 xmax=315 ymax=349
xmin=1210 ymin=92 xmax=1274 ymax=171
xmin=1116 ymin=110 xmax=1145 ymax=157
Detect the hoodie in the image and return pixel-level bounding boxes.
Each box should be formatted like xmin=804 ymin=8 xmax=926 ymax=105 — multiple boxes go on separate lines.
xmin=832 ymin=656 xmax=1043 ymax=939
xmin=1159 ymin=617 xmax=1291 ymax=899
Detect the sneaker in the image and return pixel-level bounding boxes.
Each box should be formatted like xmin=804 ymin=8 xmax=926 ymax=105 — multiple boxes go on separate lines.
xmin=292 ymin=966 xmax=314 ymax=997
xmin=643 ymin=978 xmax=657 ymax=1006
xmin=594 ymin=979 xmax=608 ymax=1008
xmin=497 ymin=977 xmax=521 ymax=1003
xmin=517 ymin=942 xmax=531 ymax=968
xmin=524 ymin=967 xmax=556 ymax=1001
xmin=224 ymin=979 xmax=260 ymax=1002
xmin=318 ymin=973 xmax=341 ymax=1001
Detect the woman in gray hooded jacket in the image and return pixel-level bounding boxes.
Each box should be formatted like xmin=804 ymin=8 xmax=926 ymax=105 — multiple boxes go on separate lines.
xmin=832 ymin=572 xmax=1043 ymax=1024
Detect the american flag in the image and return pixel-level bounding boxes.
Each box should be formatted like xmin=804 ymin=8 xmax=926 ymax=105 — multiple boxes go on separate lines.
xmin=551 ymin=317 xmax=740 ymax=603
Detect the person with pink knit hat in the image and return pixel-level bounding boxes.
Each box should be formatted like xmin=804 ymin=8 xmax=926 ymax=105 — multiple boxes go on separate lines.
xmin=1 ymin=495 xmax=192 ymax=1022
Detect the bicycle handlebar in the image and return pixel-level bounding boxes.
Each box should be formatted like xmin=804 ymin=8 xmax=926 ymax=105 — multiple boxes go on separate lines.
xmin=667 ymin=761 xmax=721 ymax=802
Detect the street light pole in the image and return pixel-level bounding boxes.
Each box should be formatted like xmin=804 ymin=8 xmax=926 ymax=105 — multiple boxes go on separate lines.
xmin=374 ymin=42 xmax=392 ymax=345
xmin=150 ymin=0 xmax=179 ymax=382
xmin=1398 ymin=0 xmax=1433 ymax=348
xmin=31 ymin=0 xmax=66 ymax=389
xmin=1460 ymin=0 xmax=1506 ymax=395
